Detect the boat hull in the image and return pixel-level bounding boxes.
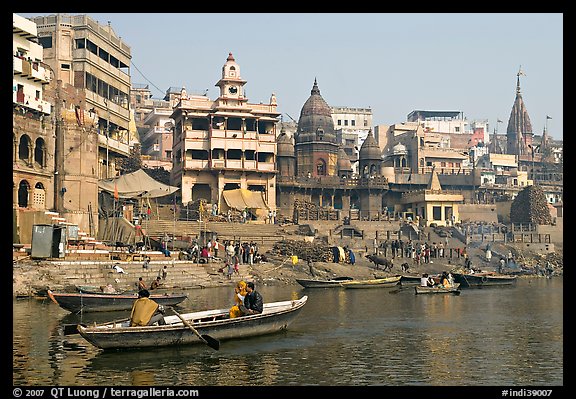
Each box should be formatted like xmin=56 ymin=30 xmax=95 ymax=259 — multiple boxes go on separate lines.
xmin=340 ymin=276 xmax=401 ymax=289
xmin=415 ymin=283 xmax=461 ymax=295
xmin=452 ymin=273 xmax=517 ymax=288
xmin=399 ymin=275 xmax=422 ymax=285
xmin=296 ymin=277 xmax=352 ymax=288
xmin=77 ymin=296 xmax=308 ymax=350
xmin=48 ymin=290 xmax=188 ymax=313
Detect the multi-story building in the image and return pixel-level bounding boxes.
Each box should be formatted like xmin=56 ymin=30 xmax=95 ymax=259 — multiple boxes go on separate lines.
xmin=331 ymin=106 xmax=373 ymax=169
xmin=13 ymin=13 xmax=52 ymax=115
xmin=30 ymin=13 xmax=133 ymax=179
xmin=170 ymin=53 xmax=280 ymax=215
xmin=13 ymin=13 xmax=54 ymax=218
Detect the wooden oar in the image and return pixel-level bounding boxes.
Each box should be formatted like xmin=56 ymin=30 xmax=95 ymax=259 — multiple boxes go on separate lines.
xmin=170 ymin=307 xmax=220 ymax=351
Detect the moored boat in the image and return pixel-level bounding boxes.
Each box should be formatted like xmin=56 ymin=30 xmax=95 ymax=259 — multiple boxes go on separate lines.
xmin=296 ymin=276 xmax=353 ymax=288
xmin=399 ymin=274 xmax=422 ymax=285
xmin=415 ymin=283 xmax=461 ymax=295
xmin=47 ymin=290 xmax=188 ymax=313
xmin=340 ymin=275 xmax=401 ymax=289
xmin=76 ymin=296 xmax=308 ymax=350
xmin=452 ymin=272 xmax=517 ymax=288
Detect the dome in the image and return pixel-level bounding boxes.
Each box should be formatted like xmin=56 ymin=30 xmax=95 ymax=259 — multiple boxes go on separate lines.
xmin=337 ymin=147 xmax=352 ymax=171
xmin=358 ymin=130 xmax=381 ymax=160
xmin=277 ymin=130 xmax=295 ymax=157
xmin=392 ymin=142 xmax=407 ymax=155
xmin=295 ymin=79 xmax=336 ymax=145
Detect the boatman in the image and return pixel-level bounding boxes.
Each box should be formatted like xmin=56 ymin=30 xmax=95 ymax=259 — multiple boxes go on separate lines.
xmin=130 ymin=289 xmax=166 ymax=326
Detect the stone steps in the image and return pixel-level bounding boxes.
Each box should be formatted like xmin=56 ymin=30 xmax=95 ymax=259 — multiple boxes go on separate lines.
xmin=42 ymin=259 xmax=253 ymax=292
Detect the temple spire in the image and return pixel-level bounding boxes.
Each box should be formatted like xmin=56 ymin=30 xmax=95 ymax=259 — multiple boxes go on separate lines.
xmin=516 ymin=65 xmax=526 ymax=95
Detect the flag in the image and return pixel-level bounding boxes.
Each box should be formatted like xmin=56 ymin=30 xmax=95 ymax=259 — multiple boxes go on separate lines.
xmin=546 ymin=115 xmax=552 ymax=120
xmin=113 ymin=180 xmax=119 ymax=200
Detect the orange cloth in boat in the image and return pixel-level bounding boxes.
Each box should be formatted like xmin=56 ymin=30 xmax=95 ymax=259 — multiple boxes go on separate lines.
xmin=229 ymin=281 xmax=247 ymax=318
xmin=130 ymin=297 xmax=160 ymax=326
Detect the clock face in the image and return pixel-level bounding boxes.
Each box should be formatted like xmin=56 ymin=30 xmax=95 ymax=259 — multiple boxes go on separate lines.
xmin=228 ymin=86 xmax=238 ymax=95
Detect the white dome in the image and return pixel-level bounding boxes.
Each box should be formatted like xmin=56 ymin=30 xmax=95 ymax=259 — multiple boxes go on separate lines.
xmin=392 ymin=143 xmax=407 ymax=155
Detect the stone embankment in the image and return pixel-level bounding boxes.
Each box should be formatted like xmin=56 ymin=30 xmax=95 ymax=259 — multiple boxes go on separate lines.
xmin=13 ymin=239 xmax=562 ymax=298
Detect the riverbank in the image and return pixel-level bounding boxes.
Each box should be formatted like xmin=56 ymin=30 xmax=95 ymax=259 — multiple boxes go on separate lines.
xmin=13 ymin=239 xmax=561 ymax=297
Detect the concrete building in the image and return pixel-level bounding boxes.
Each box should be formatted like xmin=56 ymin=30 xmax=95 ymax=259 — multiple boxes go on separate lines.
xmin=170 ymin=53 xmax=280 ymax=217
xmin=13 ymin=13 xmax=54 ymax=219
xmin=331 ymin=106 xmax=373 ymax=171
xmin=30 ymin=13 xmax=133 ymax=179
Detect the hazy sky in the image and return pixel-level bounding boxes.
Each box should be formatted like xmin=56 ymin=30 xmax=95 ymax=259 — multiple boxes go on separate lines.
xmin=20 ymin=13 xmax=563 ymax=139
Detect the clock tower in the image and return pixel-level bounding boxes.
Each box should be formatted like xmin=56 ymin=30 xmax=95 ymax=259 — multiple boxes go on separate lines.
xmin=215 ymin=52 xmax=249 ymax=108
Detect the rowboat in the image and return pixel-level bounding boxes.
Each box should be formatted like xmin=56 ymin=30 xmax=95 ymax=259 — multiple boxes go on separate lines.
xmin=76 ymin=296 xmax=308 ymax=350
xmin=295 ymin=276 xmax=353 ymax=288
xmin=415 ymin=283 xmax=461 ymax=295
xmin=399 ymin=274 xmax=422 ymax=285
xmin=47 ymin=290 xmax=188 ymax=313
xmin=452 ymin=272 xmax=517 ymax=288
xmin=340 ymin=275 xmax=401 ymax=289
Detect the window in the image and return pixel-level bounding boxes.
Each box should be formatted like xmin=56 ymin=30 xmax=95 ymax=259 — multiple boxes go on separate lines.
xmin=351 ymin=120 xmax=355 ymax=126
xmin=364 ymin=120 xmax=368 ymax=127
xmin=432 ymin=206 xmax=442 ymax=221
xmin=455 ymin=127 xmax=460 ymax=132
xmin=337 ymin=120 xmax=341 ymax=126
xmin=344 ymin=120 xmax=348 ymax=126
xmin=39 ymin=36 xmax=53 ymax=49
xmin=61 ymin=64 xmax=70 ymax=70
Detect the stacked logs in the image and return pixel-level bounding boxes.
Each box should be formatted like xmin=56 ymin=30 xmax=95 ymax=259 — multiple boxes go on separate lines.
xmin=510 ymin=185 xmax=553 ymax=225
xmin=293 ymin=199 xmax=339 ymax=221
xmin=270 ymin=239 xmax=334 ymax=262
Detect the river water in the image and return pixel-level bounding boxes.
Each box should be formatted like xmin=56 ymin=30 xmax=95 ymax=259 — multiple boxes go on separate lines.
xmin=13 ymin=277 xmax=562 ymax=390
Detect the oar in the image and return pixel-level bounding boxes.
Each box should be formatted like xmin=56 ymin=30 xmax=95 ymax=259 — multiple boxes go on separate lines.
xmin=170 ymin=307 xmax=220 ymax=351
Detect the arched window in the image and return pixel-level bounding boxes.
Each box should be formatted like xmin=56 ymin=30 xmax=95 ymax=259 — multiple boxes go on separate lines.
xmin=33 ymin=182 xmax=46 ymax=209
xmin=17 ymin=180 xmax=30 ymax=208
xmin=18 ymin=135 xmax=31 ymax=164
xmin=34 ymin=137 xmax=47 ymax=168
xmin=316 ymin=159 xmax=326 ymax=176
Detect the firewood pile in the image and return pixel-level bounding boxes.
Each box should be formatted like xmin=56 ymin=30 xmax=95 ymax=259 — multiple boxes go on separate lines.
xmin=293 ymin=199 xmax=339 ymax=221
xmin=270 ymin=239 xmax=334 ymax=262
xmin=510 ymin=185 xmax=553 ymax=225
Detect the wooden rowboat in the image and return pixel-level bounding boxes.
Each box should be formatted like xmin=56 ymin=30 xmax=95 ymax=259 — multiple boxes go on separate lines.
xmin=452 ymin=272 xmax=517 ymax=288
xmin=340 ymin=275 xmax=401 ymax=289
xmin=295 ymin=276 xmax=353 ymax=288
xmin=47 ymin=290 xmax=188 ymax=313
xmin=76 ymin=296 xmax=308 ymax=350
xmin=414 ymin=283 xmax=461 ymax=295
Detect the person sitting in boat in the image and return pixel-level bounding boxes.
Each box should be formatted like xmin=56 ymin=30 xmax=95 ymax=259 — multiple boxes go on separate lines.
xmin=150 ymin=276 xmax=163 ymax=290
xmin=420 ymin=273 xmax=429 ymax=287
xmin=426 ymin=275 xmax=436 ymax=287
xmin=440 ymin=271 xmax=452 ymax=288
xmin=239 ymin=282 xmax=264 ymax=316
xmin=130 ymin=289 xmax=166 ymax=326
xmin=229 ymin=280 xmax=248 ymax=318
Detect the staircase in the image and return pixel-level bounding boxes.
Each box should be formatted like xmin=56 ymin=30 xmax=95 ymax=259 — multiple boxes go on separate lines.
xmin=140 ymin=219 xmax=292 ymax=251
xmin=39 ymin=259 xmax=254 ymax=293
